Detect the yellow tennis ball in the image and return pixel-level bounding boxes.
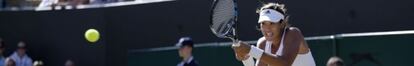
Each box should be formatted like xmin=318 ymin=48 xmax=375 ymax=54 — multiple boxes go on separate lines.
xmin=85 ymin=29 xmax=100 ymax=43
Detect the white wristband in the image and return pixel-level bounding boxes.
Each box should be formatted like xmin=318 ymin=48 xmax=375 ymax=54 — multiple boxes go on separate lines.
xmin=242 ymin=56 xmax=254 ymax=66
xmin=248 ymin=46 xmax=263 ymax=60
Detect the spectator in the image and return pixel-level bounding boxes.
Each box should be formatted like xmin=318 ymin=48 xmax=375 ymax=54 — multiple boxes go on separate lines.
xmin=64 ymin=60 xmax=74 ymax=66
xmin=0 ymin=0 xmax=3 ymax=9
xmin=176 ymin=37 xmax=198 ymax=66
xmin=68 ymin=0 xmax=88 ymax=5
xmin=327 ymin=56 xmax=344 ymax=66
xmin=0 ymin=38 xmax=5 ymax=66
xmin=10 ymin=41 xmax=32 ymax=66
xmin=5 ymin=58 xmax=15 ymax=66
xmin=33 ymin=60 xmax=43 ymax=66
xmin=36 ymin=0 xmax=57 ymax=8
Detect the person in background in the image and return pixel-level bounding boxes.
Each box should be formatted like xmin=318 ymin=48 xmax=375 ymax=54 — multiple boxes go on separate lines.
xmin=176 ymin=37 xmax=198 ymax=66
xmin=10 ymin=41 xmax=32 ymax=66
xmin=64 ymin=60 xmax=74 ymax=66
xmin=5 ymin=58 xmax=15 ymax=66
xmin=36 ymin=0 xmax=88 ymax=10
xmin=0 ymin=0 xmax=3 ymax=9
xmin=0 ymin=38 xmax=5 ymax=66
xmin=33 ymin=60 xmax=43 ymax=66
xmin=36 ymin=0 xmax=57 ymax=9
xmin=68 ymin=0 xmax=88 ymax=5
xmin=327 ymin=56 xmax=344 ymax=66
xmin=0 ymin=38 xmax=6 ymax=66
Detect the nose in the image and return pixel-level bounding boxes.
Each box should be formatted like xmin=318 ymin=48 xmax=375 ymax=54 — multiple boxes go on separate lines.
xmin=261 ymin=26 xmax=271 ymax=33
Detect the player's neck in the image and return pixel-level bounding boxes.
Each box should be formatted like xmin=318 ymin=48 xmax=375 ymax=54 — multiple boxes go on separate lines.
xmin=270 ymin=35 xmax=282 ymax=44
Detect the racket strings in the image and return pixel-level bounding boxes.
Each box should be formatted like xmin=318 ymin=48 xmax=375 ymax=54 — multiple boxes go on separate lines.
xmin=211 ymin=0 xmax=237 ymax=39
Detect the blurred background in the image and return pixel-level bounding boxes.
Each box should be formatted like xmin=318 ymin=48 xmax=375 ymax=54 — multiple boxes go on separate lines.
xmin=0 ymin=0 xmax=414 ymax=66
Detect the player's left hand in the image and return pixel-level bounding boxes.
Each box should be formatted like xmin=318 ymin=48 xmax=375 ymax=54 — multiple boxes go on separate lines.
xmin=232 ymin=41 xmax=251 ymax=61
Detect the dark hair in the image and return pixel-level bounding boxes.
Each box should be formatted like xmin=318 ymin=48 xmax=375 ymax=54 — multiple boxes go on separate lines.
xmin=256 ymin=3 xmax=287 ymax=15
xmin=256 ymin=3 xmax=291 ymax=30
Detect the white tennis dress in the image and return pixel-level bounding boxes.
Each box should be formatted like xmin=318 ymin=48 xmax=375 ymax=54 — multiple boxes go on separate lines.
xmin=255 ymin=29 xmax=316 ymax=66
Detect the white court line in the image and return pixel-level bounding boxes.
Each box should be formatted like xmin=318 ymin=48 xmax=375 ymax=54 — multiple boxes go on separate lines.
xmin=338 ymin=30 xmax=414 ymax=37
xmin=130 ymin=30 xmax=414 ymax=53
xmin=36 ymin=0 xmax=174 ymax=11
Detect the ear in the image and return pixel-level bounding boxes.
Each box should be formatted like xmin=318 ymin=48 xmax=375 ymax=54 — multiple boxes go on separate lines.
xmin=280 ymin=16 xmax=290 ymax=29
xmin=284 ymin=15 xmax=290 ymax=22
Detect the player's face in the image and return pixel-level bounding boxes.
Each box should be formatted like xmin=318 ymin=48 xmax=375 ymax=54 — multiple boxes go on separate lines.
xmin=260 ymin=21 xmax=282 ymax=41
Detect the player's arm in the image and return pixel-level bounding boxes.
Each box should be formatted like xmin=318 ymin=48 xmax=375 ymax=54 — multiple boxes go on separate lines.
xmin=262 ymin=27 xmax=302 ymax=66
xmin=236 ymin=37 xmax=266 ymax=66
xmin=256 ymin=37 xmax=268 ymax=66
xmin=256 ymin=61 xmax=267 ymax=66
xmin=233 ymin=27 xmax=302 ymax=66
xmin=298 ymin=33 xmax=310 ymax=54
xmin=233 ymin=41 xmax=289 ymax=66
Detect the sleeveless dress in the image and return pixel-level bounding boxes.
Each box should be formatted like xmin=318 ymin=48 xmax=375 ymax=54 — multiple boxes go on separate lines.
xmin=256 ymin=28 xmax=316 ymax=66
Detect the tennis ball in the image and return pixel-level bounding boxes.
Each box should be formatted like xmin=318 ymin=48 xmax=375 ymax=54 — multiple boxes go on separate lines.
xmin=85 ymin=29 xmax=100 ymax=43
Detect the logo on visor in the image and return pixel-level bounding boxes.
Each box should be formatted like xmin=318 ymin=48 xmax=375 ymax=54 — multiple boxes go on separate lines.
xmin=265 ymin=10 xmax=271 ymax=14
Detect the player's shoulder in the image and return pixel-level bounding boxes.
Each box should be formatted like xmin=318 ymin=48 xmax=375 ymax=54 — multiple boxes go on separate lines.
xmin=256 ymin=37 xmax=266 ymax=46
xmin=286 ymin=27 xmax=303 ymax=35
xmin=287 ymin=27 xmax=302 ymax=33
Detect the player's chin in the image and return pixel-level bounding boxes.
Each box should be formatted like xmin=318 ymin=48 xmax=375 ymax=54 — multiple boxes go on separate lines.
xmin=264 ymin=36 xmax=273 ymax=41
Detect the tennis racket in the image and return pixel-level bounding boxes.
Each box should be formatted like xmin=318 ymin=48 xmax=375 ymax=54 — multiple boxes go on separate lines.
xmin=209 ymin=0 xmax=239 ymax=43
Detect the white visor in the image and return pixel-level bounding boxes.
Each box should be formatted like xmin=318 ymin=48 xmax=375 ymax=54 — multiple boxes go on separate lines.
xmin=258 ymin=9 xmax=285 ymax=23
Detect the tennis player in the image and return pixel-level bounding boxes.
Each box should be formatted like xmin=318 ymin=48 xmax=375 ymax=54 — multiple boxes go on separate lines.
xmin=232 ymin=3 xmax=316 ymax=66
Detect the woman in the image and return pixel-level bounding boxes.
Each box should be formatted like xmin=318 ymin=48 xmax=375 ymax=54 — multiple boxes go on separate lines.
xmin=232 ymin=3 xmax=316 ymax=66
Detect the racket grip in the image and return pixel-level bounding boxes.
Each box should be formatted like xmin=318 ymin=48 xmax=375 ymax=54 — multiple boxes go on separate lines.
xmin=232 ymin=40 xmax=240 ymax=47
xmin=230 ymin=38 xmax=241 ymax=47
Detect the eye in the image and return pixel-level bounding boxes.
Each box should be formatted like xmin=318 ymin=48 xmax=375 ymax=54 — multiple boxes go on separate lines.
xmin=260 ymin=22 xmax=265 ymax=25
xmin=269 ymin=22 xmax=275 ymax=25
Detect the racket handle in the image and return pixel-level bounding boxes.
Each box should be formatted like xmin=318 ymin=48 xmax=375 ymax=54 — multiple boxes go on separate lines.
xmin=230 ymin=38 xmax=240 ymax=47
xmin=231 ymin=39 xmax=240 ymax=47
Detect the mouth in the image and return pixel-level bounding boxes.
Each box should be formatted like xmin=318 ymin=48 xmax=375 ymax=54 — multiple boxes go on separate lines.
xmin=265 ymin=32 xmax=274 ymax=38
xmin=267 ymin=32 xmax=273 ymax=36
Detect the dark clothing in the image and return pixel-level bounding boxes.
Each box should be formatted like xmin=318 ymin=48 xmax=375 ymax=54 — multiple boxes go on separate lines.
xmin=177 ymin=56 xmax=198 ymax=66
